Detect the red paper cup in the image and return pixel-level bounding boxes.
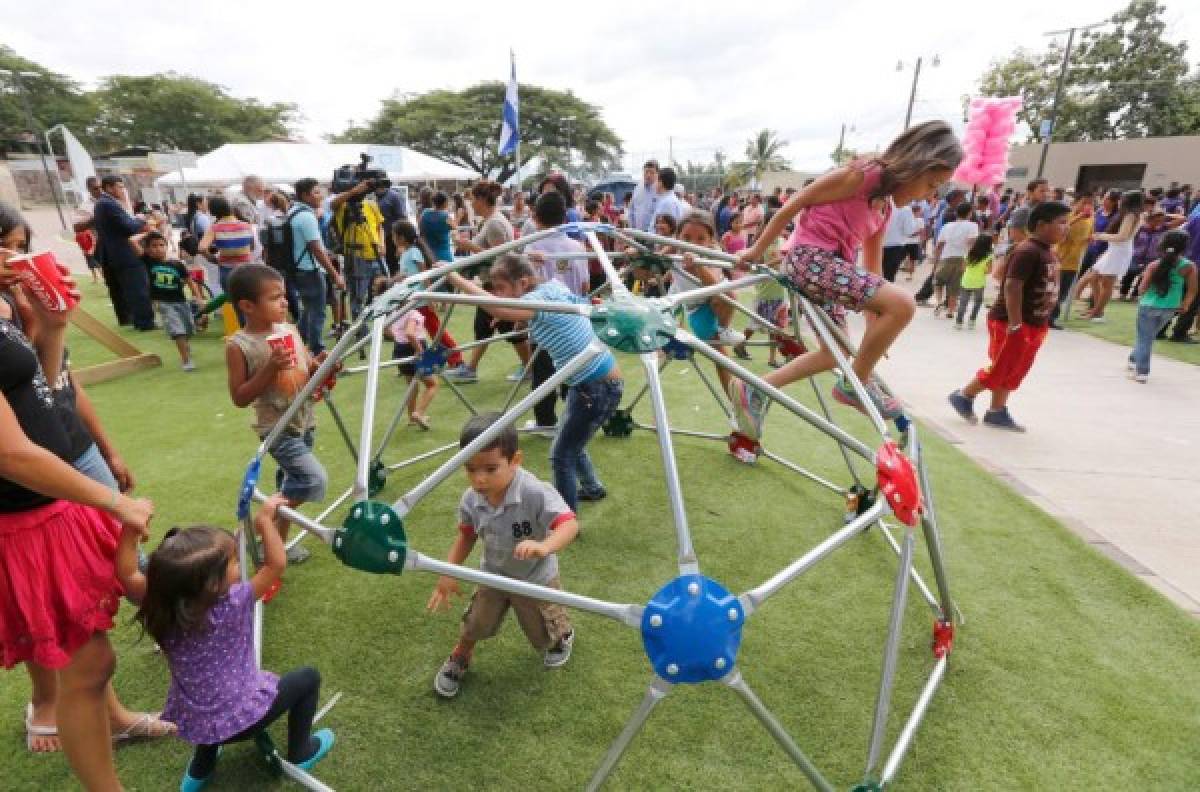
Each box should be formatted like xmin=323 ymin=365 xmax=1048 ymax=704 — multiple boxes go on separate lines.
xmin=9 ymin=251 xmax=78 ymax=312
xmin=266 ymin=331 xmax=297 ymax=367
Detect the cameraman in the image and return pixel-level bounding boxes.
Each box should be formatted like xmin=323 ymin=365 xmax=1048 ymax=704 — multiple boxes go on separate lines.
xmin=375 ymin=183 xmax=408 ymax=276
xmin=330 ymin=180 xmax=386 ymax=325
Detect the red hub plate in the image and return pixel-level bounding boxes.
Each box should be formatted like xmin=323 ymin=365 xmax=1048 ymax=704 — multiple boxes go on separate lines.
xmin=876 ymin=440 xmax=922 ymax=526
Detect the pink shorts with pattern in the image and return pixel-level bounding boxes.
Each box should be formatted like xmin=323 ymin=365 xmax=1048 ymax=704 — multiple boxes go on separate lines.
xmin=782 ymin=244 xmax=883 ymax=314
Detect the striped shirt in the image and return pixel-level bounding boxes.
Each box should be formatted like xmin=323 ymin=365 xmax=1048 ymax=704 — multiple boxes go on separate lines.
xmin=212 ymin=216 xmax=255 ymax=267
xmin=523 ymin=281 xmax=613 ymax=385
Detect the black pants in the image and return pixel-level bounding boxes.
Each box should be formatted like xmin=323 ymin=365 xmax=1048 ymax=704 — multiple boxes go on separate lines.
xmin=384 ymin=232 xmax=399 ymax=277
xmin=99 ymin=258 xmax=129 ymax=325
xmin=1168 ymin=291 xmax=1200 ymax=340
xmin=1120 ymin=263 xmax=1147 ymax=299
xmin=530 ymin=346 xmax=560 ymax=427
xmin=882 ymin=246 xmax=907 ymax=282
xmin=116 ymin=263 xmax=155 ymax=330
xmin=188 ymin=667 xmax=321 ymax=779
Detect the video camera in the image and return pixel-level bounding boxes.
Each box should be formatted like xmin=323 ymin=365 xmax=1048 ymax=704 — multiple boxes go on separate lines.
xmin=332 ymin=153 xmax=391 ymax=194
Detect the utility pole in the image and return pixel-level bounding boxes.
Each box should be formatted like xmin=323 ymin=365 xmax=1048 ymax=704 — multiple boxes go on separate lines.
xmin=3 ymin=69 xmax=68 ymax=229
xmin=1036 ymin=21 xmax=1106 ymax=179
xmin=904 ymin=58 xmax=922 ymax=131
xmin=668 ymin=136 xmax=673 ymax=164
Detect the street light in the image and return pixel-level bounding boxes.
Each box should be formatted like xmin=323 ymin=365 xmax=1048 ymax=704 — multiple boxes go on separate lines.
xmin=896 ymin=55 xmax=940 ymax=130
xmin=1036 ymin=20 xmax=1107 ymax=179
xmin=1 ymin=69 xmax=68 ymax=229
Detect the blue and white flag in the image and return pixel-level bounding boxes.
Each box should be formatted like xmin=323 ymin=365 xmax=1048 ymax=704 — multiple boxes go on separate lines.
xmin=498 ymin=53 xmax=519 ymax=156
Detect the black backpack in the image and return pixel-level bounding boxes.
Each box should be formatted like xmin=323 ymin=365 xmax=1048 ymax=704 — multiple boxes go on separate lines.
xmin=265 ymin=205 xmax=314 ymax=275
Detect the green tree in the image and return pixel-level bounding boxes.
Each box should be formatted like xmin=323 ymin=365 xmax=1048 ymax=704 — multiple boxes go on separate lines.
xmin=340 ymin=82 xmax=622 ymax=185
xmin=731 ymin=128 xmax=790 ymax=188
xmin=0 ymin=45 xmax=96 ymax=145
xmin=978 ymin=0 xmax=1200 ymax=142
xmin=88 ymin=74 xmax=297 ymax=152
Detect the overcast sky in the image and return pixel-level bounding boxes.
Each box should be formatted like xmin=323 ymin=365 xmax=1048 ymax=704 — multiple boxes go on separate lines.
xmin=6 ymin=0 xmax=1198 ymax=173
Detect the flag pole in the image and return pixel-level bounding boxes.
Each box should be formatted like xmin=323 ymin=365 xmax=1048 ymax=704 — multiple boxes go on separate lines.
xmin=512 ymin=49 xmax=521 ymax=194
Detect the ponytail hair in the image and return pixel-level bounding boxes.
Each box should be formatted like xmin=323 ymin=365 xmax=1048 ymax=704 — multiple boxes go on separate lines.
xmin=1147 ymin=230 xmax=1190 ymax=297
xmin=966 ymin=232 xmax=994 ymax=264
xmin=393 ymin=219 xmax=438 ymax=267
xmin=874 ymin=120 xmax=964 ymax=201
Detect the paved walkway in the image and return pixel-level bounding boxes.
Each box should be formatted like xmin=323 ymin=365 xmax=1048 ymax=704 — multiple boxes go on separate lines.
xmin=875 ymin=279 xmax=1200 ymax=616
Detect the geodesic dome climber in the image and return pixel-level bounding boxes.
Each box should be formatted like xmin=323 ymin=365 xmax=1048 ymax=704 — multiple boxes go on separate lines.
xmin=234 ymin=223 xmax=960 ymax=791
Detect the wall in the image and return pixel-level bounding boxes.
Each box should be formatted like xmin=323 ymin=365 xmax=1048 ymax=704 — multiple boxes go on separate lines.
xmin=1006 ymin=136 xmax=1200 ymax=192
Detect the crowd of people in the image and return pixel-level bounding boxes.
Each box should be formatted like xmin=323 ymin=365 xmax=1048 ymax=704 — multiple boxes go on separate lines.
xmin=5 ymin=111 xmax=1200 ymax=790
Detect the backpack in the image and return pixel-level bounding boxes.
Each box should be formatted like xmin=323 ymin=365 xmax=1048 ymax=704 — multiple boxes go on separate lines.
xmin=180 ymin=216 xmax=201 ymax=256
xmin=264 ymin=205 xmax=314 ymax=275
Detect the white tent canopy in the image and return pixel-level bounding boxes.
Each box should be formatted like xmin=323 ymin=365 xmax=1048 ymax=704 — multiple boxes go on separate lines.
xmin=155 ymin=142 xmax=477 ymax=190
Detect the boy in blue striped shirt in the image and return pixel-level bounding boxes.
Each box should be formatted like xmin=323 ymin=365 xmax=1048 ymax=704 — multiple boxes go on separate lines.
xmin=448 ymin=255 xmax=623 ymax=510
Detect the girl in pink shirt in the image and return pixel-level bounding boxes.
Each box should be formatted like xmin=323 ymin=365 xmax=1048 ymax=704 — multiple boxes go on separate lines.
xmin=728 ymin=121 xmax=962 ymax=435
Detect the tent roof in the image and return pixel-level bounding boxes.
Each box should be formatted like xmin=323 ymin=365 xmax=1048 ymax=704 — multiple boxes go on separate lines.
xmin=155 ymin=142 xmax=477 ymax=187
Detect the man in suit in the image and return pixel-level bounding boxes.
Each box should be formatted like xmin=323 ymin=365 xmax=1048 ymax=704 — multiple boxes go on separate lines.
xmin=92 ymin=176 xmax=155 ymax=330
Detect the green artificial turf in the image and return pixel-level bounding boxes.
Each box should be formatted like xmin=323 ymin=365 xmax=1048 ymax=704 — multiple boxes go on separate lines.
xmin=3 ymin=282 xmax=1199 ymax=791
xmin=1062 ymin=298 xmax=1200 ymax=366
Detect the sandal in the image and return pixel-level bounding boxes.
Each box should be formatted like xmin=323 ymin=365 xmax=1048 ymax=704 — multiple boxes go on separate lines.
xmin=25 ymin=702 xmax=59 ymax=753
xmin=112 ymin=712 xmax=177 ymax=743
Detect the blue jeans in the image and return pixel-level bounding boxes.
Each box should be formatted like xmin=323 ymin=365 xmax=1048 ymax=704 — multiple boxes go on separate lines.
xmin=117 ymin=264 xmax=155 ymax=330
xmin=73 ymin=443 xmax=117 ymax=490
xmin=1129 ymin=305 xmax=1176 ymax=376
xmin=346 ymin=254 xmax=382 ymax=322
xmin=294 ymin=269 xmax=328 ymax=354
xmin=550 ymin=377 xmax=623 ymax=511
xmin=270 ymin=429 xmax=328 ymax=503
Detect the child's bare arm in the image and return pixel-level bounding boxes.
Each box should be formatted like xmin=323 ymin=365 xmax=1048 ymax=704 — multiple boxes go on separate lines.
xmin=426 ymin=531 xmax=476 ymax=612
xmin=250 ymin=495 xmax=288 ymax=599
xmin=514 ymin=517 xmax=578 ymax=560
xmin=445 ymin=273 xmax=534 ymax=322
xmin=862 ymin=227 xmax=884 ymax=276
xmin=225 ymin=341 xmax=287 ymax=407
xmin=116 ymin=523 xmax=148 ymax=603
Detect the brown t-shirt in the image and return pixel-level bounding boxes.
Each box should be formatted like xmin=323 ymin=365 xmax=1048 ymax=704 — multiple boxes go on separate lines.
xmin=989 ymin=238 xmax=1060 ymax=327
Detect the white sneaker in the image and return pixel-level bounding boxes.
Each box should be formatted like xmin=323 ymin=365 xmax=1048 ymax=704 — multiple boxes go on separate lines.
xmin=1090 ymin=316 xmax=1107 ymax=324
xmin=1126 ymin=360 xmax=1136 ymax=372
xmin=543 ymin=630 xmax=574 ymax=668
xmin=182 ymin=361 xmax=196 ymax=372
xmin=506 ymin=365 xmax=531 ymax=382
xmin=1133 ymin=373 xmax=1148 ymax=384
xmin=716 ymin=326 xmax=744 ymax=346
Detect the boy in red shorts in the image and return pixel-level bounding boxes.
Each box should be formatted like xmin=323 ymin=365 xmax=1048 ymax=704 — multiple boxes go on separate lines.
xmin=947 ymin=201 xmax=1069 ymax=432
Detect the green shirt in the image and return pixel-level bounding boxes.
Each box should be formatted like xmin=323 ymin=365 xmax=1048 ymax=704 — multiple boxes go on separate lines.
xmin=755 ymin=239 xmax=787 ymax=301
xmin=960 ymin=254 xmax=992 ymax=290
xmin=1140 ymin=258 xmax=1192 ymax=310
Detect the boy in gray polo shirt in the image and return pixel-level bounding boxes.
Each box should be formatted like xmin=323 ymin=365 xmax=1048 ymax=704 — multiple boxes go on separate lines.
xmin=427 ymin=412 xmax=579 ymax=698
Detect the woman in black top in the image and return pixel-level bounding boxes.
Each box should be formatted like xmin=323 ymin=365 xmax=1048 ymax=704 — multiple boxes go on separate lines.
xmin=0 ymin=208 xmax=154 ymax=790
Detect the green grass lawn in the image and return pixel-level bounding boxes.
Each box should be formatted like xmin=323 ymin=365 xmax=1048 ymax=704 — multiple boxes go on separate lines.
xmin=4 ymin=282 xmax=1199 ymax=791
xmin=1061 ymin=298 xmax=1200 ymax=366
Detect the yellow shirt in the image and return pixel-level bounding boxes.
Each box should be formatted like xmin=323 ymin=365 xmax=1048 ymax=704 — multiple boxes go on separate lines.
xmin=334 ymin=198 xmax=385 ymax=256
xmin=1055 ymin=212 xmax=1093 ymax=272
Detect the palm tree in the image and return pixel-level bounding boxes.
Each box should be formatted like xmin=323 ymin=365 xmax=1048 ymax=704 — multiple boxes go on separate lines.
xmin=734 ymin=128 xmax=790 ymax=189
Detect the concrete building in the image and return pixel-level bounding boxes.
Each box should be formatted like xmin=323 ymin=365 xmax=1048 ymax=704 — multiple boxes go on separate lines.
xmin=1006 ymin=136 xmax=1200 ymax=194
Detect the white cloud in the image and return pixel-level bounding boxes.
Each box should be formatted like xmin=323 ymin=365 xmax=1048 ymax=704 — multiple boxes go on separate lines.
xmin=7 ymin=0 xmax=1198 ymax=172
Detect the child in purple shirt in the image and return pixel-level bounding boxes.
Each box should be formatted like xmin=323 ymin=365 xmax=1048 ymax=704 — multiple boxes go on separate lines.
xmin=116 ymin=495 xmax=335 ymax=791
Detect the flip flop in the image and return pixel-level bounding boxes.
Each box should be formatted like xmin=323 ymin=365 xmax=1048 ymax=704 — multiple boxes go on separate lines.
xmin=112 ymin=712 xmax=176 ymax=743
xmin=25 ymin=703 xmax=59 ymax=753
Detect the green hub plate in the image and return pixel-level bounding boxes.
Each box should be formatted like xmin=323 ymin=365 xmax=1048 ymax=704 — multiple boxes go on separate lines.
xmin=333 ymin=500 xmax=407 ymax=575
xmin=629 ymin=251 xmax=674 ymax=275
xmin=590 ymin=297 xmax=676 ymax=354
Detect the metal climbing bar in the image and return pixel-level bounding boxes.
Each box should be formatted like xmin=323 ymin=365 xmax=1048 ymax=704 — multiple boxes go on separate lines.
xmin=585 ymin=677 xmax=673 ymax=792
xmin=876 ymin=521 xmax=941 ymax=615
xmin=798 ymin=299 xmax=891 ymax=440
xmin=642 ymin=353 xmax=700 ymax=576
xmin=880 ymin=656 xmax=949 ymax=785
xmin=353 ymin=318 xmax=386 ymax=499
xmin=407 ymin=291 xmax=591 ymax=316
xmin=679 ymin=329 xmax=876 ymax=461
xmin=393 ymin=344 xmax=603 ymax=517
xmin=864 ymin=527 xmax=915 ymax=780
xmin=408 ymin=551 xmax=642 ymax=627
xmin=740 ymin=498 xmax=887 ymax=614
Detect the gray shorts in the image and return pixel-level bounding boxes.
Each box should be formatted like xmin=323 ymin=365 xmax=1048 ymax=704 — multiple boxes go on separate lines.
xmin=268 ymin=429 xmax=328 ymax=503
xmin=157 ymin=301 xmax=195 ymax=339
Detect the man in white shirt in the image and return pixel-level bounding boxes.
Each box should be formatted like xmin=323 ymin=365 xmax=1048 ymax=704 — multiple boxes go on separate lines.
xmin=882 ymin=201 xmax=922 ymax=282
xmin=652 ymin=167 xmax=686 ymax=227
xmin=627 ymin=159 xmax=659 ymax=231
xmin=932 ymin=201 xmax=979 ymax=316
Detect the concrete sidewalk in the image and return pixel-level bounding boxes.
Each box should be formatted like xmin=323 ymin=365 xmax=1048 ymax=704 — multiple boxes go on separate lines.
xmin=874 ymin=281 xmax=1200 ymax=616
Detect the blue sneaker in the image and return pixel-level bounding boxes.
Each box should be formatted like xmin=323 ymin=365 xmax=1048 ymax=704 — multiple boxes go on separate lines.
xmin=947 ymin=390 xmax=977 ymax=425
xmin=982 ymin=407 xmax=1026 ymax=433
xmin=180 ymin=748 xmax=221 ymax=792
xmin=295 ymin=728 xmax=336 ymax=771
xmin=832 ymin=378 xmax=903 ymax=421
xmin=727 ymin=378 xmax=767 ymax=440
xmin=443 ymin=364 xmax=478 ymax=383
